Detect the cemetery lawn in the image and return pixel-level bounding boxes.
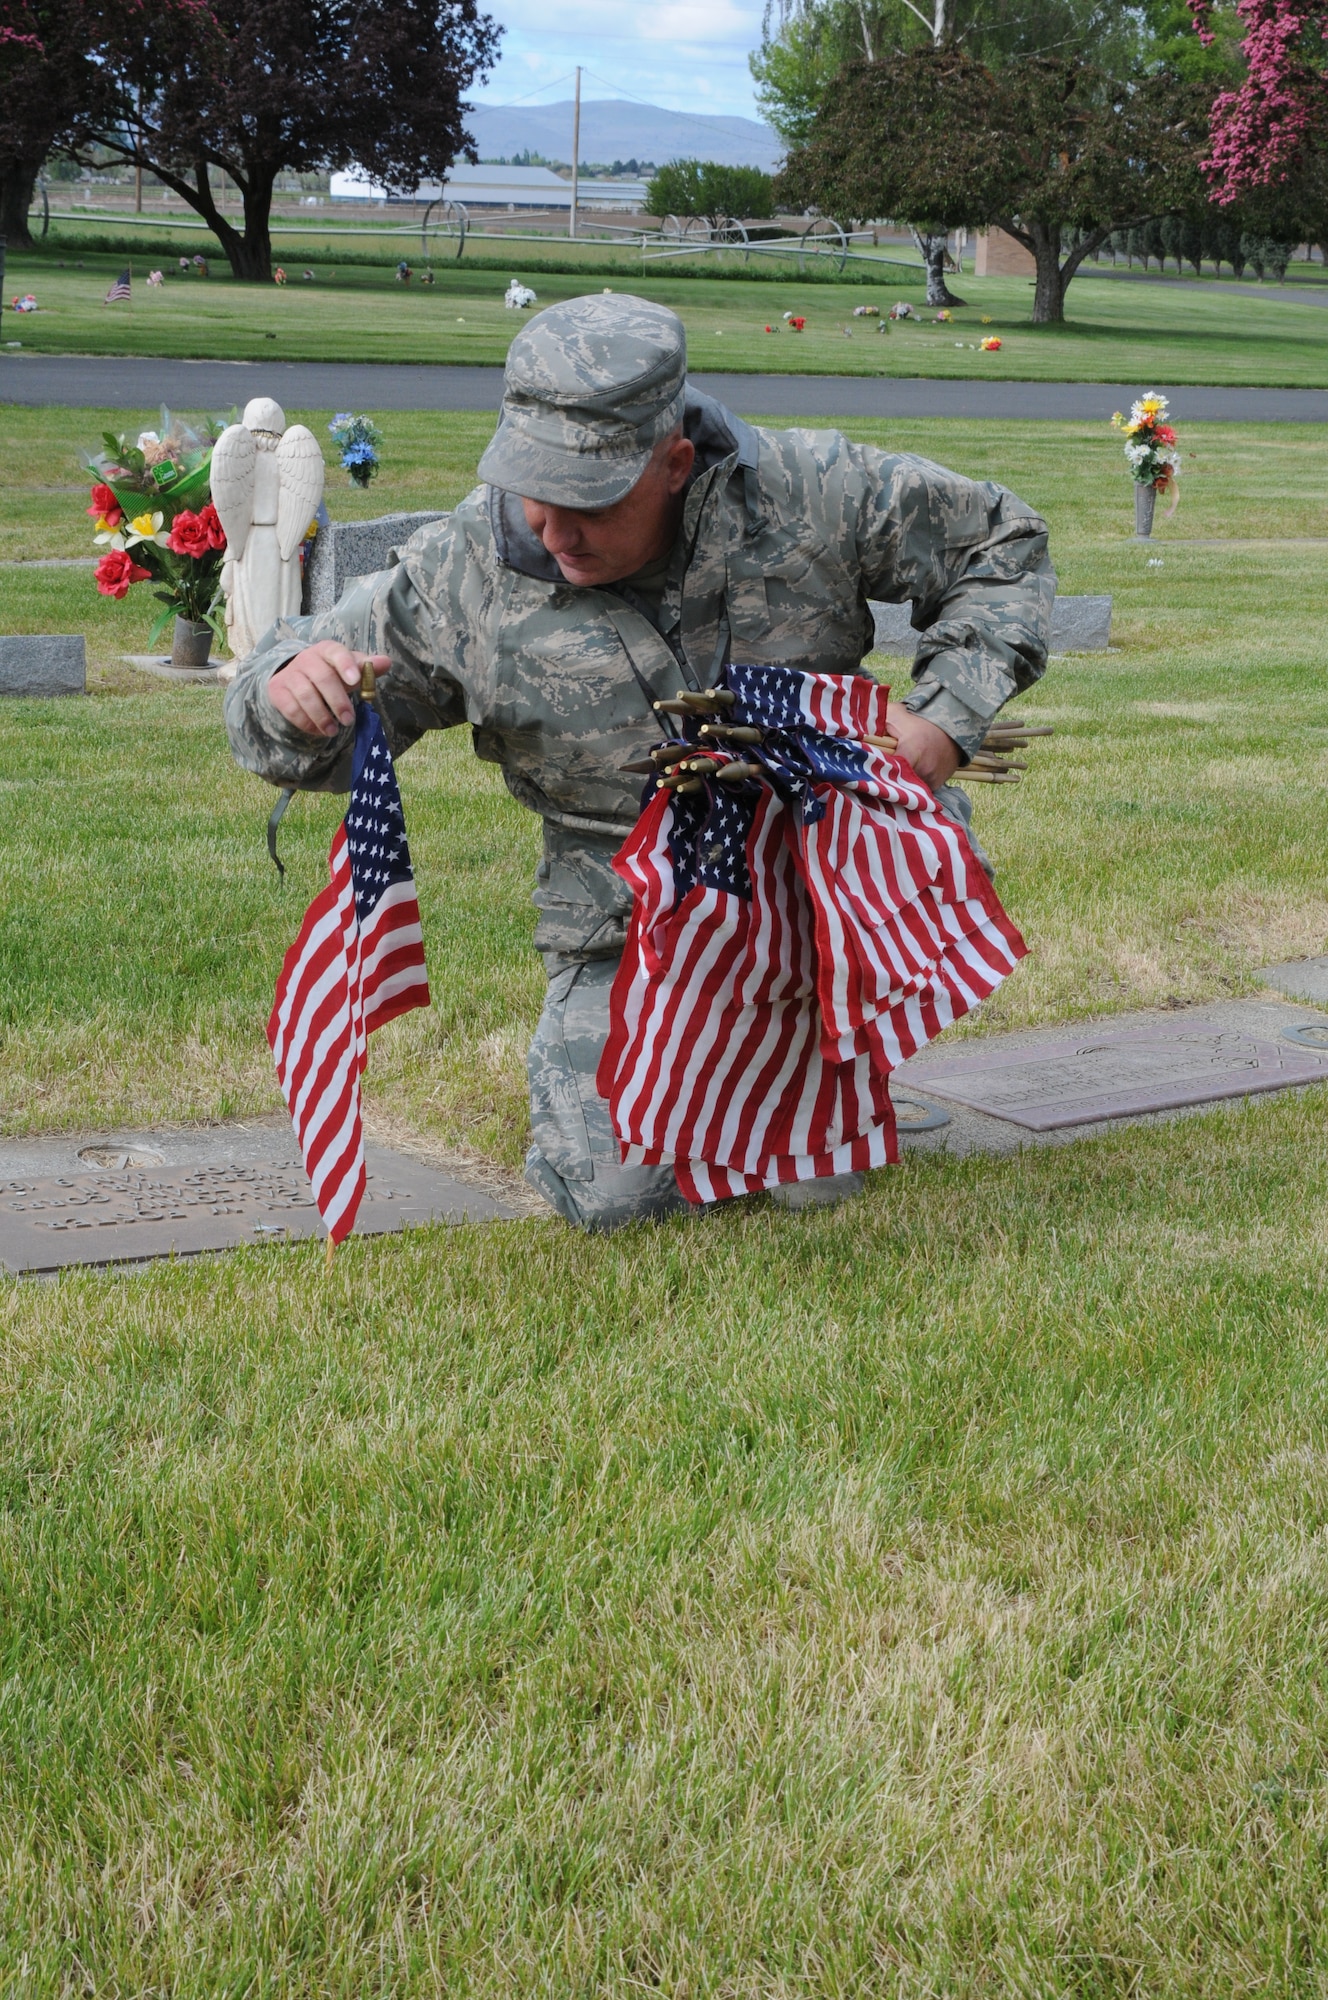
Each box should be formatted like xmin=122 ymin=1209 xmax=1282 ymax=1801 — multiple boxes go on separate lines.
xmin=7 ymin=240 xmax=1328 ymax=384
xmin=5 ymin=410 xmax=1328 ymax=1989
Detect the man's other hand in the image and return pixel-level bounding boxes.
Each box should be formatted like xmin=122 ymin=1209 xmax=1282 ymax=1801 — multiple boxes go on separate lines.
xmin=269 ymin=643 xmax=391 ymax=738
xmin=885 ymin=702 xmax=962 ymax=791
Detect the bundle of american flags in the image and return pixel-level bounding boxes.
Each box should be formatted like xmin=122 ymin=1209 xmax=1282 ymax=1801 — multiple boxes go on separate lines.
xmin=598 ymin=662 xmax=1027 ymax=1205
xmin=268 ymin=700 xmax=430 ymax=1246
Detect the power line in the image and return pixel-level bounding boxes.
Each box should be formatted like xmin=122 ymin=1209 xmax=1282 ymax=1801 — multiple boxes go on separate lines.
xmin=469 ymin=71 xmax=579 ymax=109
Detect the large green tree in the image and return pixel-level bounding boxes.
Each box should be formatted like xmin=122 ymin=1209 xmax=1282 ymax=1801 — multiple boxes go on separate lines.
xmin=778 ymin=48 xmax=1209 ymax=320
xmin=754 ymin=0 xmax=1146 ymax=301
xmin=751 ymin=0 xmax=1146 ymax=141
xmin=66 ymin=0 xmax=500 ymax=281
xmin=644 ymin=160 xmax=775 ymax=222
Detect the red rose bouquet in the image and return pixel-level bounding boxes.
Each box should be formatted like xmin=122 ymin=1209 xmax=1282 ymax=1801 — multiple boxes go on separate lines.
xmin=84 ymin=407 xmax=230 ymax=647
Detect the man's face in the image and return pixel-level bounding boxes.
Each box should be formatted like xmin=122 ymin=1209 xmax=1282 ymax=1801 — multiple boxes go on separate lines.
xmin=520 ymin=429 xmax=696 ymax=589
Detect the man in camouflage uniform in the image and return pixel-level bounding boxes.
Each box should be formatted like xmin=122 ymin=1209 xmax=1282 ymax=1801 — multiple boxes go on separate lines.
xmin=225 ymin=294 xmax=1054 ymax=1230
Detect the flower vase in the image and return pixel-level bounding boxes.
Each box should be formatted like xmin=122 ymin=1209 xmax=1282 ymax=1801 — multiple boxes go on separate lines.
xmin=1134 ymin=482 xmax=1157 ymax=539
xmin=171 ymin=616 xmax=213 ymax=669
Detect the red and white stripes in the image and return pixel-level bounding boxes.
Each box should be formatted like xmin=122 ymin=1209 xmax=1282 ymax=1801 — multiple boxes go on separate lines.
xmin=598 ymin=677 xmax=1026 ymax=1207
xmin=268 ymin=827 xmax=429 ymax=1246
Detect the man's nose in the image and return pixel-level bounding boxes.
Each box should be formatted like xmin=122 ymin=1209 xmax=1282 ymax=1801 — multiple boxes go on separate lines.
xmin=537 ymin=506 xmax=587 ymax=554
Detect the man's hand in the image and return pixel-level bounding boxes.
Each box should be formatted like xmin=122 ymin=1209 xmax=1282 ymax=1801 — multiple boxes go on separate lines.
xmin=885 ymin=702 xmax=962 ymax=791
xmin=268 ymin=642 xmax=391 ymax=739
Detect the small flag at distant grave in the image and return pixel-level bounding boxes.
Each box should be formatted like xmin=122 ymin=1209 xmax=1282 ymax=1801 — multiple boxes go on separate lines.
xmin=268 ymin=692 xmax=430 ymax=1248
xmin=104 ymin=269 xmax=131 ymax=304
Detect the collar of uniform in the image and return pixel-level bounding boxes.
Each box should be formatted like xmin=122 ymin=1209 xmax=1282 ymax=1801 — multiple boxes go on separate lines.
xmin=486 ymin=388 xmax=755 ymax=585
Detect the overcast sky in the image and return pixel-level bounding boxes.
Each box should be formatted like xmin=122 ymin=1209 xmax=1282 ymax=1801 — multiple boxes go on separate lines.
xmin=469 ymin=0 xmax=772 ymax=128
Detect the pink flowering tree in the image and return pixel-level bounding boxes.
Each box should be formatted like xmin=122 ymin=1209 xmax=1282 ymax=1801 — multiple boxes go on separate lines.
xmin=1191 ymin=0 xmax=1328 ymax=197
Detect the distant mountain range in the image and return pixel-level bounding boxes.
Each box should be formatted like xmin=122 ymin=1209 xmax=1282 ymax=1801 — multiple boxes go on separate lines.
xmin=463 ymin=99 xmax=784 ymax=174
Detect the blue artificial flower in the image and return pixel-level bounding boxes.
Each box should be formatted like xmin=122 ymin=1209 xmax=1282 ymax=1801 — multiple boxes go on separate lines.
xmin=341 ymin=441 xmax=377 ymax=465
xmin=329 ymin=413 xmax=354 ymax=432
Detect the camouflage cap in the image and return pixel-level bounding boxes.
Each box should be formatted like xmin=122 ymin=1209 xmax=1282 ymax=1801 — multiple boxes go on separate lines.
xmin=477 ymin=293 xmax=687 ymax=510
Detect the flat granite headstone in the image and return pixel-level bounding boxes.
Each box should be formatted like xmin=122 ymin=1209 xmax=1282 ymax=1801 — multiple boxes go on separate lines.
xmin=1259 ymin=956 xmax=1328 ymax=1006
xmin=0 ymin=634 xmax=86 ymax=696
xmin=304 ymin=512 xmax=448 ymax=618
xmin=122 ymin=655 xmax=219 ymax=685
xmin=869 ymin=595 xmax=1111 ymax=656
xmin=0 ymin=1122 xmax=527 ymax=1275
xmin=901 ymin=1013 xmax=1328 ymax=1132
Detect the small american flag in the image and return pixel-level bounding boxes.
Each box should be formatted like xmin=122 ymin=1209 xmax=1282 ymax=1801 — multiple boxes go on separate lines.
xmin=268 ymin=702 xmax=430 ymax=1244
xmin=104 ymin=269 xmax=132 ymax=304
xmin=599 ymin=662 xmax=1026 ymax=1205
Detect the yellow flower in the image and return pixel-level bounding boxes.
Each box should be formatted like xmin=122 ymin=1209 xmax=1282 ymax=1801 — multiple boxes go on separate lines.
xmin=122 ymin=509 xmax=169 ymax=549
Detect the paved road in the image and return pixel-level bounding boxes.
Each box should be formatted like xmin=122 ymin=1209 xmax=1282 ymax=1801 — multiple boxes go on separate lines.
xmin=3 ymin=353 xmax=1326 ymax=420
xmin=1087 ymin=268 xmax=1328 ymax=309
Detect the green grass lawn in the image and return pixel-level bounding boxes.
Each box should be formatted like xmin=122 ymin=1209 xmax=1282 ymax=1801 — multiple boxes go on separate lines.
xmin=5 ymin=411 xmax=1328 ymax=1990
xmin=8 ymin=236 xmax=1328 ymax=383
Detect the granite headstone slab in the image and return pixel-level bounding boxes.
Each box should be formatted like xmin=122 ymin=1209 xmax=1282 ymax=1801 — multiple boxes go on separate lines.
xmin=1259 ymin=956 xmax=1328 ymax=1006
xmin=902 ymin=1021 xmax=1328 ymax=1131
xmin=304 ymin=512 xmax=449 ymax=617
xmin=303 ymin=515 xmax=1110 ymax=662
xmin=0 ymin=635 xmax=86 ymax=696
xmin=0 ymin=1125 xmax=525 ymax=1275
xmin=869 ymin=595 xmax=1111 ymax=656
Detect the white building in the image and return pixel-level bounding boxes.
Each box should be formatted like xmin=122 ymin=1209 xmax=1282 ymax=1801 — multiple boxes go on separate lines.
xmin=329 ymin=164 xmax=649 ymax=210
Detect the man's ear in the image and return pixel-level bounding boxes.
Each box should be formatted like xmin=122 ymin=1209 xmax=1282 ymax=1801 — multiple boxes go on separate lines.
xmin=665 ymin=432 xmax=696 ymax=493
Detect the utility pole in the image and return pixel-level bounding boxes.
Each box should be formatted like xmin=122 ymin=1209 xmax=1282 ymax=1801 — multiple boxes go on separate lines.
xmin=569 ymin=65 xmax=581 ymax=241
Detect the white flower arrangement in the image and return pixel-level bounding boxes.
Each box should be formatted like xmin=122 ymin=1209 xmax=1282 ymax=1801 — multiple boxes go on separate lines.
xmin=1111 ymin=393 xmax=1179 ymax=491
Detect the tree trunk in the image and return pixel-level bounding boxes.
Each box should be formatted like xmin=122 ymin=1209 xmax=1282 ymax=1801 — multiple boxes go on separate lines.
xmin=1028 ymin=226 xmax=1066 ymax=323
xmin=0 ymin=161 xmax=40 ymax=249
xmin=918 ymin=231 xmax=965 ymax=307
xmin=233 ymin=177 xmax=274 ymax=280
xmin=111 ymin=150 xmax=277 ymax=281
xmin=211 ymin=207 xmax=273 ymax=280
xmin=190 ymin=165 xmax=274 ymax=279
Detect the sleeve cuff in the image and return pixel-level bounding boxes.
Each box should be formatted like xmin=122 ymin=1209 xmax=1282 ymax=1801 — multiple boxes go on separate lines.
xmin=900 ymin=681 xmax=989 ymax=762
xmin=224 ymin=642 xmax=357 ymax=792
xmin=257 ymin=670 xmax=356 ymax=789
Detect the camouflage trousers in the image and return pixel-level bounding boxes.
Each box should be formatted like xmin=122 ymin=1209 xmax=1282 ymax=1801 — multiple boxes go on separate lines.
xmin=523 ymin=954 xmax=690 ymax=1231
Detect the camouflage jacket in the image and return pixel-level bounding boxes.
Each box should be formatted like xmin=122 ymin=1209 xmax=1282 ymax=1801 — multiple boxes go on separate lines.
xmin=224 ymin=389 xmax=1054 ymax=960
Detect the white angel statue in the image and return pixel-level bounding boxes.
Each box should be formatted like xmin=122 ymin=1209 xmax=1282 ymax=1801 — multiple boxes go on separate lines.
xmin=210 ymin=397 xmax=325 ymax=674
